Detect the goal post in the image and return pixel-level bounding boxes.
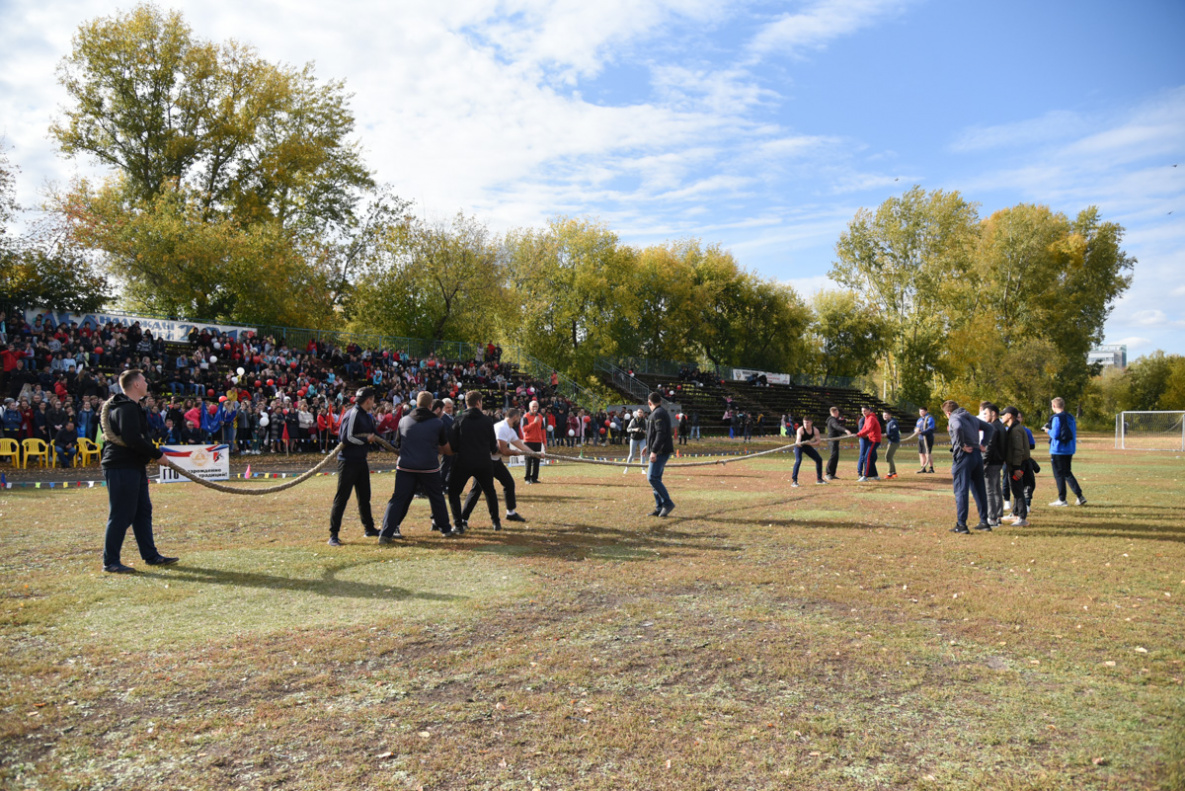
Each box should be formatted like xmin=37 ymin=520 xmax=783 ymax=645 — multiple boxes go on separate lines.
xmin=1116 ymin=411 xmax=1185 ymax=450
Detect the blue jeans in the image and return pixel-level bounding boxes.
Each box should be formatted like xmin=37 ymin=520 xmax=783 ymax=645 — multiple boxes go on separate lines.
xmin=647 ymin=452 xmax=674 ymax=510
xmin=951 ymin=451 xmax=988 ymax=527
xmin=857 ymin=438 xmax=869 ymax=476
xmin=103 ymin=467 xmax=160 ymax=566
xmin=793 ymin=445 xmax=823 ymax=482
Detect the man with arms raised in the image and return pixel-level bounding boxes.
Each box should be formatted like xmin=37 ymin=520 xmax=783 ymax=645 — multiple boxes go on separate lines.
xmin=100 ymin=369 xmax=177 ymax=573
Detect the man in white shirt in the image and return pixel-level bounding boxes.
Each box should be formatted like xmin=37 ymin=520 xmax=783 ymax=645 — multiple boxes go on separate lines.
xmin=461 ymin=407 xmax=529 ymax=527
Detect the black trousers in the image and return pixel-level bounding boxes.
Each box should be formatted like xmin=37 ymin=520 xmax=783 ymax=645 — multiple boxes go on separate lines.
xmin=381 ymin=469 xmax=450 ymax=537
xmin=103 ymin=467 xmax=159 ymax=566
xmin=464 ymin=459 xmax=515 ymax=521
xmin=826 ymin=440 xmax=840 ymax=477
xmin=1007 ymin=468 xmax=1029 ymax=519
xmin=1050 ymin=454 xmax=1083 ymax=501
xmin=329 ymin=458 xmax=374 ymax=536
xmin=449 ymin=463 xmax=499 ymax=528
xmin=524 ymin=442 xmax=542 ymax=481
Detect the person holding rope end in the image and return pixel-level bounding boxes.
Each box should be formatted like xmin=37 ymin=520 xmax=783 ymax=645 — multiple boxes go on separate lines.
xmin=99 ymin=369 xmax=177 ymax=573
xmin=791 ymin=416 xmax=827 ymax=488
xmin=327 ymin=387 xmax=381 ymax=547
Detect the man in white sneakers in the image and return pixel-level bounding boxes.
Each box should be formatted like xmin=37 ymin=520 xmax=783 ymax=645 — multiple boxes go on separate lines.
xmin=1045 ymin=397 xmax=1086 ymax=508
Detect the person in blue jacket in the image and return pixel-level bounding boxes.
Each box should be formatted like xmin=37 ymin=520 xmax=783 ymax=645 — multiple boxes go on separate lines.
xmin=1044 ymin=396 xmax=1086 ymax=507
xmin=882 ymin=409 xmax=901 ymax=479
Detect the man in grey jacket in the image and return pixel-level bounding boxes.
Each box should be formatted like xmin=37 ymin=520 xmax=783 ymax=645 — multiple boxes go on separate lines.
xmin=941 ymin=400 xmax=995 ymax=534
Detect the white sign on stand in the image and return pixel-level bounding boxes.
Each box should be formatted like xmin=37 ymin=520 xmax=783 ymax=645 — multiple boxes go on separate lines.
xmin=158 ymin=444 xmax=231 ymax=483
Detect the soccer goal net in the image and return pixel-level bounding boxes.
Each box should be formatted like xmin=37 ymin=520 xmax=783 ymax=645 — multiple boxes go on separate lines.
xmin=1116 ymin=411 xmax=1185 ymax=450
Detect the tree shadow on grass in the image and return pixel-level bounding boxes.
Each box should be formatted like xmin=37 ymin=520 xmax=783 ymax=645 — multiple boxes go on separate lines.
xmin=139 ymin=561 xmax=467 ymax=602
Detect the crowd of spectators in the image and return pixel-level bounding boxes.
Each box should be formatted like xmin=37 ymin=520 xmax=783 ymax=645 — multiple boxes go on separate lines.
xmin=1 ymin=310 xmax=622 ymax=466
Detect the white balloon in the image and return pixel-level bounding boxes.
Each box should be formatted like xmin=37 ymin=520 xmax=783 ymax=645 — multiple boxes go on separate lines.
xmin=236 ymin=367 xmax=245 ymax=376
xmin=213 ymin=341 xmax=221 ymax=350
xmin=568 ymin=429 xmax=575 ymax=437
xmin=259 ymin=413 xmax=270 ymax=427
xmin=209 ymin=355 xmax=217 ymax=363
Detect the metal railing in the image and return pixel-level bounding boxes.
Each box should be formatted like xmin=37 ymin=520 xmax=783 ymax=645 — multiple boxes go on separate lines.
xmin=500 ymin=344 xmax=605 ymax=411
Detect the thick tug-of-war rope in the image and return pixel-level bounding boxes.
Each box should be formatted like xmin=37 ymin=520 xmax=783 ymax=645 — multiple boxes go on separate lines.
xmin=100 ymin=397 xmax=397 ymax=495
xmin=537 ymin=429 xmax=924 ymax=469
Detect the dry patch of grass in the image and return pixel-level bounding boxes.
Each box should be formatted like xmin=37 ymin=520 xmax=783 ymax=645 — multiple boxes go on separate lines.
xmin=1 ymin=438 xmax=1182 ymax=790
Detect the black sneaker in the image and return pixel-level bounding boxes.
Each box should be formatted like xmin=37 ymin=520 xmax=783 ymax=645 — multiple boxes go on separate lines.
xmin=103 ymin=563 xmax=136 ymax=574
xmin=364 ymin=528 xmax=380 ymax=537
xmin=914 ymin=468 xmax=928 ymax=474
xmin=145 ymin=555 xmax=179 ymax=566
xmin=327 ymin=536 xmax=343 ymax=547
xmin=649 ymin=509 xmax=662 ymax=517
xmin=659 ymin=504 xmax=676 ymax=518
xmin=492 ymin=522 xmax=502 ymax=531
xmin=505 ymin=513 xmax=527 ymax=523
xmin=378 ymin=530 xmax=403 ymax=544
xmin=950 ymin=525 xmax=971 ymax=534
xmin=973 ymin=522 xmax=993 ymax=532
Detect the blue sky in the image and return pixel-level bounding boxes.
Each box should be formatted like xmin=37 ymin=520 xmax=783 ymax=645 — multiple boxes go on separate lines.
xmin=2 ymin=0 xmax=1183 ymax=357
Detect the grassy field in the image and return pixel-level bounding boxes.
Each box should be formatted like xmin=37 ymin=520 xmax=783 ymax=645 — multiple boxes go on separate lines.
xmin=1 ymin=437 xmax=1183 ymax=790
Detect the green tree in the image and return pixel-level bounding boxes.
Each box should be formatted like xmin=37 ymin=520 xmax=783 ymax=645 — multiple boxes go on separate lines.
xmin=1 ymin=144 xmax=109 ymax=314
xmin=808 ymin=290 xmax=889 ymax=383
xmin=50 ymin=3 xmax=379 ymax=326
xmin=348 ymin=213 xmax=506 ymax=342
xmin=831 ymin=186 xmax=980 ymax=406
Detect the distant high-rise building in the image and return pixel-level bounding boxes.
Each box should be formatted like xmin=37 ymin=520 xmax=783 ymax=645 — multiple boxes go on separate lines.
xmin=1088 ymin=344 xmax=1127 ymax=369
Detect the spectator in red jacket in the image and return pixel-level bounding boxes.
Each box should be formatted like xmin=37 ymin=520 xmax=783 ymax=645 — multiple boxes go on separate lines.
xmin=856 ymin=405 xmax=882 ymax=482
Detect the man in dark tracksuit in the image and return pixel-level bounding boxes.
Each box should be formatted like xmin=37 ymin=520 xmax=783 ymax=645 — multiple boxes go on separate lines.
xmin=646 ymin=391 xmax=676 ymax=517
xmin=979 ymin=401 xmax=1007 ymax=527
xmin=328 ymin=387 xmax=380 ymax=546
xmin=942 ymin=400 xmax=995 ymax=534
xmin=379 ymin=391 xmax=453 ymax=541
xmin=824 ymin=407 xmax=850 ymax=480
xmin=447 ymin=391 xmax=501 ymax=533
xmin=1001 ymin=407 xmax=1030 ymax=526
xmin=100 ymin=369 xmax=177 ymax=573
xmin=462 ymin=407 xmax=529 ymax=526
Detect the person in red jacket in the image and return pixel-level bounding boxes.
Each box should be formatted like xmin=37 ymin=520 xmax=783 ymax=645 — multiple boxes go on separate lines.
xmin=855 ymin=405 xmax=882 ymax=482
xmin=520 ymin=400 xmax=546 ymax=483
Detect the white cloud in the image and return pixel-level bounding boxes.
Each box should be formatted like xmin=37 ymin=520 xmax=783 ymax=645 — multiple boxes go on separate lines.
xmin=782 ymin=274 xmax=837 ymax=297
xmin=1131 ymin=309 xmax=1168 ymax=326
xmin=747 ymin=0 xmax=909 ymax=58
xmin=950 ymin=110 xmax=1081 ymax=153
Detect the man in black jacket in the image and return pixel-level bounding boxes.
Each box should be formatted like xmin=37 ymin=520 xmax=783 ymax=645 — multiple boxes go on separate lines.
xmin=979 ymin=401 xmax=1007 ymax=527
xmin=100 ymin=369 xmax=177 ymax=573
xmin=824 ymin=407 xmax=851 ymax=480
xmin=328 ymin=387 xmax=380 ymax=546
xmin=379 ymin=391 xmax=452 ymax=542
xmin=447 ymin=391 xmax=501 ymax=533
xmin=646 ymin=391 xmax=676 ymax=517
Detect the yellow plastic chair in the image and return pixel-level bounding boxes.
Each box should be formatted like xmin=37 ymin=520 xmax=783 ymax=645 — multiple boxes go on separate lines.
xmin=0 ymin=438 xmax=20 ymax=468
xmin=21 ymin=438 xmax=50 ymax=469
xmin=77 ymin=437 xmax=100 ymax=467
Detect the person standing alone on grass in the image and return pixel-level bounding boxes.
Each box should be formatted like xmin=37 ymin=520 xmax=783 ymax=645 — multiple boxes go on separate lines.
xmin=1045 ymin=397 xmax=1086 ymax=507
xmin=824 ymin=407 xmax=851 ymax=481
xmin=916 ymin=406 xmax=936 ymax=473
xmin=979 ymin=402 xmax=1007 ymax=527
xmin=791 ymin=416 xmax=827 ymax=487
xmin=99 ymin=369 xmax=177 ymax=573
xmin=646 ymin=391 xmax=676 ymax=518
xmin=1001 ymin=407 xmax=1030 ymax=527
xmin=856 ymin=405 xmax=882 ymax=482
xmin=327 ymin=387 xmax=380 ymax=547
xmin=882 ymin=410 xmax=900 ymax=479
xmin=941 ymin=400 xmax=995 ymax=534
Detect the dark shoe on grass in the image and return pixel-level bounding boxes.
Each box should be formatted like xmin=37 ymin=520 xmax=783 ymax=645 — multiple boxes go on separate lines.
xmin=103 ymin=563 xmax=136 ymax=574
xmin=145 ymin=555 xmax=179 ymax=566
xmin=505 ymin=513 xmax=527 ymax=523
xmin=950 ymin=525 xmax=971 ymax=534
xmin=327 ymin=536 xmax=343 ymax=547
xmin=659 ymin=504 xmax=676 ymax=518
xmin=973 ymin=522 xmax=993 ymax=532
xmin=378 ymin=530 xmax=402 ymax=544
xmin=649 ymin=509 xmax=662 ymax=517
xmin=364 ymin=528 xmax=380 ymax=537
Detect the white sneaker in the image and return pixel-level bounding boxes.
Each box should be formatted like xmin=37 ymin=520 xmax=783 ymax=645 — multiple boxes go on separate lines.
xmin=1003 ymin=502 xmax=1012 ymax=512
xmin=791 ymin=481 xmax=800 ymax=488
xmin=857 ymin=476 xmax=867 ymax=482
xmin=1012 ymin=518 xmax=1029 ymax=527
xmin=1049 ymin=500 xmax=1069 ymax=507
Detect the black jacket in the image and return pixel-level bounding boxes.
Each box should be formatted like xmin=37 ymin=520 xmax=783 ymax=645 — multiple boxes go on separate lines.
xmin=450 ymin=407 xmax=497 ymax=469
xmin=826 ymin=415 xmax=846 ymax=440
xmin=396 ymin=407 xmax=449 ymax=472
xmin=646 ymin=406 xmax=674 ymax=455
xmin=100 ymin=394 xmax=164 ymax=469
xmin=984 ymin=418 xmax=1006 ymax=465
